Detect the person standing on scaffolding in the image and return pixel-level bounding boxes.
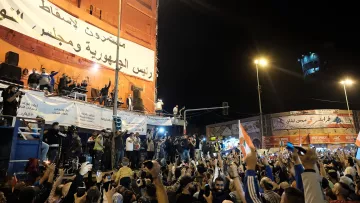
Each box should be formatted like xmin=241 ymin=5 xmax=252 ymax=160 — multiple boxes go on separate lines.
xmin=99 ymin=79 xmax=111 ymax=106
xmin=1 ymin=85 xmax=22 ymax=126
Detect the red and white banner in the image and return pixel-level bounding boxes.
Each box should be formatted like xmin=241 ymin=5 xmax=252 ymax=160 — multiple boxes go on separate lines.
xmin=263 ymin=134 xmax=356 ymax=148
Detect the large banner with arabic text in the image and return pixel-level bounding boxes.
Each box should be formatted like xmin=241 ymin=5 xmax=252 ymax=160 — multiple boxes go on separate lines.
xmin=0 ymin=0 xmax=154 ymax=81
xmin=15 ymin=90 xmax=171 ymax=134
xmin=272 ymin=114 xmax=354 ymax=130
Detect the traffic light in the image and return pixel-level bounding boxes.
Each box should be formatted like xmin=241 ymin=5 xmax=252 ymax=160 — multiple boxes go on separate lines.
xmin=114 ymin=116 xmax=122 ymax=131
xmin=222 ymin=102 xmax=229 ymax=115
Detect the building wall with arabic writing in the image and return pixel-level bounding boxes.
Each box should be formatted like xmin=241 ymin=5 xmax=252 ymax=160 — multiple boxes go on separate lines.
xmin=206 ymin=117 xmax=263 ymax=149
xmin=206 ymin=109 xmax=358 ymax=149
xmin=0 ymin=0 xmax=157 ymax=112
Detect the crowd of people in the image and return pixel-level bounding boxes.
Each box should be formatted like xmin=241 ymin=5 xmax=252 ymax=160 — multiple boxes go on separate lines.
xmin=1 ymin=123 xmax=360 ymax=203
xmin=27 ymin=67 xmax=90 ymax=95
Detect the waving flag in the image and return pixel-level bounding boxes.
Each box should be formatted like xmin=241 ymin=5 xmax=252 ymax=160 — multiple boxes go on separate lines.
xmin=238 ymin=120 xmax=255 ymax=157
xmin=356 ymin=131 xmax=360 ymax=147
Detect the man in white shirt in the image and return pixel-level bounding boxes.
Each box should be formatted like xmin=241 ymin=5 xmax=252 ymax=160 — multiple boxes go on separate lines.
xmin=39 ymin=67 xmax=51 ymax=91
xmin=155 ymin=99 xmax=164 ymax=116
xmin=126 ymin=94 xmax=133 ymax=111
xmin=126 ymin=133 xmax=135 ymax=168
xmin=173 ymin=105 xmax=179 ymax=117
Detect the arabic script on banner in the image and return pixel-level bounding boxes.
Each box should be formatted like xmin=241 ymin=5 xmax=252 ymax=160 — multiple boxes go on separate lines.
xmin=0 ymin=0 xmax=154 ymax=81
xmin=15 ymin=90 xmax=171 ymax=134
xmin=272 ymin=115 xmax=354 ymax=130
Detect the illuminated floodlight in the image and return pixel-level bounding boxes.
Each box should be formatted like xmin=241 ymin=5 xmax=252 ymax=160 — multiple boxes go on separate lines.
xmin=340 ymin=78 xmax=354 ymax=86
xmin=158 ymin=127 xmax=165 ymax=133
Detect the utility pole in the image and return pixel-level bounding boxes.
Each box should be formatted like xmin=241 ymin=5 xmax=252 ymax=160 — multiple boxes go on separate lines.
xmin=112 ymin=0 xmax=122 ymax=169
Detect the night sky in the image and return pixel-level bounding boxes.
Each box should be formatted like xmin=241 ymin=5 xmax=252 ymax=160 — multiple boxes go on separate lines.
xmin=157 ymin=0 xmax=360 ymax=128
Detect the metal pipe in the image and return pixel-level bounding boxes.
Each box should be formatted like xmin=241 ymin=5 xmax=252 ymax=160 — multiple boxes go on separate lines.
xmin=183 ymin=106 xmax=229 ymax=135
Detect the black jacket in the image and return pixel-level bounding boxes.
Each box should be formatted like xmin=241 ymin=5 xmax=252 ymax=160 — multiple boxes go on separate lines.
xmin=69 ymin=136 xmax=82 ymax=156
xmin=28 ymin=73 xmax=39 ymax=84
xmin=43 ymin=128 xmax=60 ymax=145
xmin=58 ymin=76 xmax=71 ymax=89
xmin=100 ymin=81 xmax=111 ymax=96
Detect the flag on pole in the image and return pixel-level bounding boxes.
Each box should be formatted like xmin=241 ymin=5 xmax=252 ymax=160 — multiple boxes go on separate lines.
xmin=238 ymin=120 xmax=255 ymax=156
xmin=355 ymin=131 xmax=360 ymax=147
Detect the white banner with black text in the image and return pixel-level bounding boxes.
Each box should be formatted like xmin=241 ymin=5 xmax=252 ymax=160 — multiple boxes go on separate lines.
xmin=0 ymin=0 xmax=155 ymax=81
xmin=16 ymin=90 xmax=171 ymax=134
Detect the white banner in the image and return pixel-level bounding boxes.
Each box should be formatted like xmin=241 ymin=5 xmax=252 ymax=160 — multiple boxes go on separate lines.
xmin=272 ymin=114 xmax=354 ymax=130
xmin=146 ymin=115 xmax=173 ymax=126
xmin=290 ymin=109 xmax=340 ymax=115
xmin=118 ymin=111 xmax=147 ymax=135
xmin=17 ymin=90 xmax=77 ymax=126
xmin=14 ymin=90 xmax=171 ymax=134
xmin=0 ymin=0 xmax=155 ymax=81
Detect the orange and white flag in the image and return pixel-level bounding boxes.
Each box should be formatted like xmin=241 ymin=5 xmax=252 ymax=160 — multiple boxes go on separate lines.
xmin=238 ymin=120 xmax=255 ymax=157
xmin=355 ymin=131 xmax=360 ymax=147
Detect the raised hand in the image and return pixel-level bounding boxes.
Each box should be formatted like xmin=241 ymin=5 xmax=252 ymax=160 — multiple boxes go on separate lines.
xmin=79 ymin=162 xmax=92 ymax=176
xmin=74 ymin=192 xmax=87 ymax=203
xmin=299 ymin=148 xmax=318 ymax=170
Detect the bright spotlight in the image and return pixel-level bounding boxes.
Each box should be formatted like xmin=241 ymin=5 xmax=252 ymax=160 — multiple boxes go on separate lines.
xmin=158 ymin=127 xmax=165 ymax=133
xmin=340 ymin=78 xmax=354 ymax=86
xmin=254 ymin=58 xmax=268 ymax=67
xmin=259 ymin=59 xmax=268 ymax=67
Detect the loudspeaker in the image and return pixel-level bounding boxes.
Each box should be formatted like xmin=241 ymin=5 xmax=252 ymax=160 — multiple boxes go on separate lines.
xmin=91 ymin=88 xmax=100 ymax=101
xmin=131 ymin=85 xmax=144 ymax=112
xmin=5 ymin=51 xmax=19 ymax=66
xmin=0 ymin=63 xmax=22 ymax=81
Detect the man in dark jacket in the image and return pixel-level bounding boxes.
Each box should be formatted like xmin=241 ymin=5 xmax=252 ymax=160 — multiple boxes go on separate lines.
xmin=43 ymin=122 xmax=61 ymax=162
xmin=99 ymin=80 xmax=111 ymax=106
xmin=58 ymin=73 xmax=72 ymax=95
xmin=68 ymin=132 xmax=82 ymax=158
xmin=114 ymin=129 xmax=128 ymax=169
xmin=28 ymin=68 xmax=39 ymax=89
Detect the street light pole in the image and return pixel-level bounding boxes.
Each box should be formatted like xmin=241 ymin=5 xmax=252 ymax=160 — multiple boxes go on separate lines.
xmin=340 ymin=78 xmax=355 ymax=132
xmin=342 ymin=83 xmax=351 ymax=117
xmin=113 ymin=0 xmax=121 ymax=120
xmin=255 ymin=63 xmax=264 ymax=139
xmin=112 ymin=0 xmax=122 ymax=169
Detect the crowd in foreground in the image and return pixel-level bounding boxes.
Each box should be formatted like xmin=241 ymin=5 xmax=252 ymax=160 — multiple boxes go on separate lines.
xmin=1 ymin=143 xmax=360 ymax=203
